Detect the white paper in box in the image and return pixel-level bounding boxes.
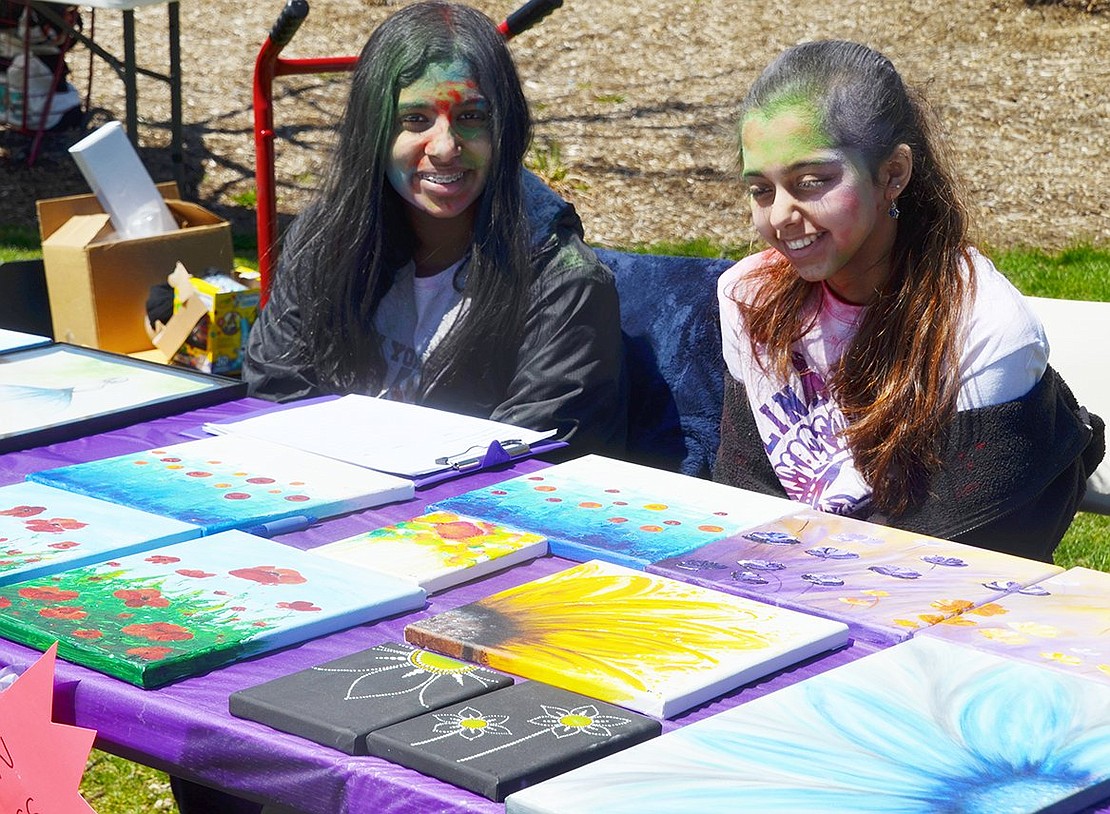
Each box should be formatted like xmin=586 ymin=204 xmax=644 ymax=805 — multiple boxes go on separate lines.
xmin=68 ymin=121 xmax=178 ymax=239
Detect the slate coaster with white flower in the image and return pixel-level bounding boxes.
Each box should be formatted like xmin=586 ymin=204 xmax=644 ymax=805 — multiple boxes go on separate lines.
xmin=309 ymin=511 xmax=547 ymax=594
xmin=647 ymin=509 xmax=1062 ymax=645
xmin=229 ymin=641 xmax=514 ymax=754
xmin=918 ymin=566 xmax=1110 ymax=685
xmin=504 ymin=636 xmax=1110 ymax=814
xmin=365 ymin=679 xmax=661 ymax=801
xmin=0 ymin=531 xmax=426 ymax=688
xmin=0 ymin=481 xmax=200 ymax=586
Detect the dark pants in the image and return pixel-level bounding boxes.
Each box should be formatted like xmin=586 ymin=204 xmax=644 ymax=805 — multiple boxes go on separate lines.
xmin=169 ymin=775 xmax=264 ymax=814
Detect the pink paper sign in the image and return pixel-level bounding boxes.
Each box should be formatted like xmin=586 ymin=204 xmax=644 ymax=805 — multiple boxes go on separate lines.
xmin=0 ymin=643 xmax=97 ymax=813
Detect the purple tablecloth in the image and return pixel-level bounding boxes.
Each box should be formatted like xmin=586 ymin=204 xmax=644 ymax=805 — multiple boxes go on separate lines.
xmin=0 ymin=398 xmax=1104 ymax=813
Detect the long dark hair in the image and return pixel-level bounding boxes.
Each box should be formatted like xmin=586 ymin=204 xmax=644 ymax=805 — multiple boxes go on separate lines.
xmin=734 ymin=40 xmax=971 ymax=515
xmin=277 ymin=1 xmax=533 ymax=395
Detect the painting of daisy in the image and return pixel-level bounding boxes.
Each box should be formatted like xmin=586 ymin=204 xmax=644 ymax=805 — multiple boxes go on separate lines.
xmin=365 ymin=680 xmax=660 ymax=801
xmin=0 ymin=531 xmax=425 ymax=687
xmin=309 ymin=511 xmax=547 ymax=593
xmin=430 ymin=454 xmax=794 ymax=569
xmin=28 ymin=434 xmax=414 ymax=534
xmin=919 ymin=566 xmax=1110 ymax=685
xmin=0 ymin=481 xmax=199 ymax=586
xmin=404 ymin=559 xmax=848 ymax=717
xmin=649 ymin=509 xmax=1062 ymax=644
xmin=505 ymin=636 xmax=1110 ymax=814
xmin=229 ymin=641 xmax=514 ymax=754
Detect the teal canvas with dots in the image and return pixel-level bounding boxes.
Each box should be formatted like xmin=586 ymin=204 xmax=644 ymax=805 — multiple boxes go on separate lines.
xmin=430 ymin=454 xmax=795 ymax=569
xmin=27 ymin=434 xmax=414 ymax=534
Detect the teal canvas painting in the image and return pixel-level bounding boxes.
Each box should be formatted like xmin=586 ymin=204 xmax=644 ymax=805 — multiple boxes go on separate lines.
xmin=28 ymin=434 xmax=415 ymax=534
xmin=0 ymin=530 xmax=426 ymax=687
xmin=431 ymin=454 xmax=794 ymax=569
xmin=0 ymin=481 xmax=200 ymax=585
xmin=505 ymin=636 xmax=1110 ymax=814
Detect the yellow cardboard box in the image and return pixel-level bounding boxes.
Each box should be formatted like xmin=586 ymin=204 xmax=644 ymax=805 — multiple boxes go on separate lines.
xmin=36 ymin=182 xmax=233 ymax=354
xmin=165 ymin=268 xmax=260 ymax=375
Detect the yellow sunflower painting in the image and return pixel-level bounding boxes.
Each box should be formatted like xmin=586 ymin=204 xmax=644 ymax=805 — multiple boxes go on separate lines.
xmin=405 ymin=560 xmax=848 ymax=717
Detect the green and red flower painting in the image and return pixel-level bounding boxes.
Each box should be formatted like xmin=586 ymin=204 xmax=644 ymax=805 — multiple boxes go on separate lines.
xmin=0 ymin=530 xmax=425 ymax=687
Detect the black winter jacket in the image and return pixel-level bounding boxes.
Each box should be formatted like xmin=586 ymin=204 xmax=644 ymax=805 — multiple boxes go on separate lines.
xmin=713 ymin=367 xmax=1105 ymax=563
xmin=242 ymin=174 xmax=628 ymax=457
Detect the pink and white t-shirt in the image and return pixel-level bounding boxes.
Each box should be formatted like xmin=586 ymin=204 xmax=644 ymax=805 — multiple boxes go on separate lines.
xmin=718 ymin=247 xmax=1048 ymax=517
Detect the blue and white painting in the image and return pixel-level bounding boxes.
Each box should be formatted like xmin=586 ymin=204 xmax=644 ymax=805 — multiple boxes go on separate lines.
xmin=431 ymin=454 xmax=794 ymax=569
xmin=28 ymin=435 xmax=414 ymax=534
xmin=0 ymin=481 xmax=199 ymax=585
xmin=505 ymin=636 xmax=1110 ymax=814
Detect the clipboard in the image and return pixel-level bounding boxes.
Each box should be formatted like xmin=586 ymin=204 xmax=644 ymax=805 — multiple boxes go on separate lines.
xmin=201 ymin=395 xmax=566 ymax=488
xmin=416 ymin=437 xmax=569 ymax=489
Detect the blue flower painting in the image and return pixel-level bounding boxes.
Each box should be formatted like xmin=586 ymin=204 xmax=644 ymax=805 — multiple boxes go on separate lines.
xmin=505 ymin=636 xmax=1110 ymax=814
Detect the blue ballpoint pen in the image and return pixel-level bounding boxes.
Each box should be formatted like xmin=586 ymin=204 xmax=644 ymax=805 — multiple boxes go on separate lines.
xmin=245 ymin=515 xmax=317 ymax=538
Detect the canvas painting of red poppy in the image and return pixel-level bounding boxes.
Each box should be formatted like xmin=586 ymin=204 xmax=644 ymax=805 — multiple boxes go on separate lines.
xmin=310 ymin=511 xmax=547 ymax=594
xmin=0 ymin=481 xmax=200 ymax=586
xmin=0 ymin=530 xmax=426 ymax=687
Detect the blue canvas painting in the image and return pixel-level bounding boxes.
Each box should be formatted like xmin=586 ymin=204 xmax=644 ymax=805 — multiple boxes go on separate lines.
xmin=28 ymin=435 xmax=415 ymax=534
xmin=505 ymin=636 xmax=1110 ymax=814
xmin=431 ymin=455 xmax=794 ymax=569
xmin=0 ymin=481 xmax=199 ymax=585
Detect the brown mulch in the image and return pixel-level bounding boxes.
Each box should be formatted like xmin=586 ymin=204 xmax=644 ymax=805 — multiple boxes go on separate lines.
xmin=2 ymin=0 xmax=1107 ymax=252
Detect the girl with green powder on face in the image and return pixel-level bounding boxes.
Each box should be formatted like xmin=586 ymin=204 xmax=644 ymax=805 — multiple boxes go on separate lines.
xmin=243 ymin=1 xmax=627 ymax=456
xmin=713 ymin=40 xmax=1104 ymax=563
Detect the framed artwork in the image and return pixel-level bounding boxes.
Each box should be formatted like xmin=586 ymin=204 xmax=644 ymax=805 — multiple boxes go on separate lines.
xmin=505 ymin=636 xmax=1110 ymax=814
xmin=405 ymin=559 xmax=849 ymax=718
xmin=0 ymin=481 xmax=200 ymax=586
xmin=28 ymin=434 xmax=415 ymax=534
xmin=0 ymin=531 xmax=426 ymax=688
xmin=310 ymin=511 xmax=548 ymax=594
xmin=0 ymin=342 xmax=246 ymax=454
xmin=431 ymin=454 xmax=794 ymax=569
xmin=919 ymin=566 xmax=1110 ymax=685
xmin=648 ymin=509 xmax=1062 ymax=644
xmin=0 ymin=328 xmax=51 ymax=354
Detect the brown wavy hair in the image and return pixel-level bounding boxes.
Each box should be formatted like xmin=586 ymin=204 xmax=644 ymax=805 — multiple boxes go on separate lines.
xmin=734 ymin=40 xmax=972 ymax=516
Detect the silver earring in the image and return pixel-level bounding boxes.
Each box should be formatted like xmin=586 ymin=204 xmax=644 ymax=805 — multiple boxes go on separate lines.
xmin=888 ymin=199 xmax=900 ymax=220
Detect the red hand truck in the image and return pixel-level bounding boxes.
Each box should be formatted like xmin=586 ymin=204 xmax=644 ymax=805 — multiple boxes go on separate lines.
xmin=252 ymin=0 xmax=562 ymax=303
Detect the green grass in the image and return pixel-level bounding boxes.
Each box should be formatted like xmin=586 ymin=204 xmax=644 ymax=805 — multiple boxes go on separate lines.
xmin=4 ymin=234 xmax=1109 ymax=810
xmin=79 ymin=751 xmax=175 ymax=811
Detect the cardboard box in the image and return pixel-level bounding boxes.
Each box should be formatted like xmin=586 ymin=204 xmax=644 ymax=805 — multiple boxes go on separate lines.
xmin=37 ymin=182 xmax=233 ymax=354
xmin=159 ymin=266 xmax=260 ymax=375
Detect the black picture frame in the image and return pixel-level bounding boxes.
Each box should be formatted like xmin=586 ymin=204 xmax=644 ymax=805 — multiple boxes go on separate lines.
xmin=0 ymin=342 xmax=247 ymax=454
